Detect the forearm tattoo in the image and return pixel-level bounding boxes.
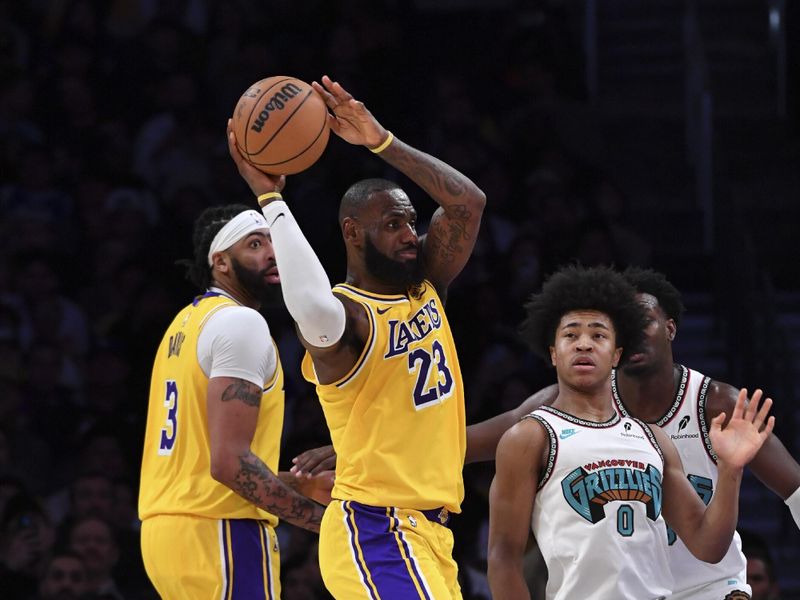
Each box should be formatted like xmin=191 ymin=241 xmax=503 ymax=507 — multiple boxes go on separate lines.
xmin=387 ymin=143 xmax=468 ymax=200
xmin=232 ymin=451 xmax=323 ymax=532
xmin=221 ymin=380 xmax=261 ymax=407
xmin=278 ymin=472 xmax=301 ymax=491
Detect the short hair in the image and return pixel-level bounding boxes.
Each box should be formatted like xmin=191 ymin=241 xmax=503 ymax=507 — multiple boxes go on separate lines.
xmin=622 ymin=267 xmax=685 ymax=327
xmin=339 ymin=178 xmax=400 ymax=225
xmin=520 ymin=265 xmax=647 ymax=361
xmin=177 ymin=204 xmax=252 ymax=289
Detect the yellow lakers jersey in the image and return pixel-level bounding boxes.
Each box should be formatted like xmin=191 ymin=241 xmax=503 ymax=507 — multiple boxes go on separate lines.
xmin=139 ymin=294 xmax=284 ymax=525
xmin=301 ymin=282 xmax=465 ymax=512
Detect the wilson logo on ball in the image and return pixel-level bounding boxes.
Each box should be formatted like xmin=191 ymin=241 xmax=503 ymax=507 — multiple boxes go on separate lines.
xmin=250 ymin=83 xmax=303 ymax=133
xmin=232 ymin=75 xmax=330 ymax=175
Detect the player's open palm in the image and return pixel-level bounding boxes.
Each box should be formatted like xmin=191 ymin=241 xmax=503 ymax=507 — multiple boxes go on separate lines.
xmin=312 ymin=75 xmax=387 ymax=148
xmin=709 ymin=388 xmax=774 ymax=468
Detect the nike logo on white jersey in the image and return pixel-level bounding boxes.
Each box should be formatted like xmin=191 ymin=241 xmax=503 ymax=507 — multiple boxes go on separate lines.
xmin=559 ymin=428 xmax=578 ymax=440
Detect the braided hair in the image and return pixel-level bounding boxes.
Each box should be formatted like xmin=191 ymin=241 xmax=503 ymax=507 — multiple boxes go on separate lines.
xmin=177 ymin=204 xmax=251 ymax=290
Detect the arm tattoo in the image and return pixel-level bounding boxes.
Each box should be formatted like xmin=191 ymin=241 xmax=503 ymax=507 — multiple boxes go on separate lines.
xmin=278 ymin=472 xmax=301 ymax=491
xmin=231 ymin=451 xmax=323 ymax=532
xmin=221 ymin=380 xmax=261 ymax=407
xmin=389 ymin=147 xmax=468 ymax=200
xmin=427 ymin=204 xmax=472 ymax=263
xmin=382 ymin=138 xmax=484 ymax=285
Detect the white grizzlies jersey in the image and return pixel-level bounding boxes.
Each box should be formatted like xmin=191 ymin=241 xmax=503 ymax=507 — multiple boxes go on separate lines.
xmin=529 ymin=406 xmax=673 ymax=600
xmin=612 ymin=365 xmax=749 ymax=597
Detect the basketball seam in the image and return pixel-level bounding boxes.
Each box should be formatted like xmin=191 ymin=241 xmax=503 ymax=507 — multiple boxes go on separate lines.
xmin=246 ymin=95 xmax=328 ymax=167
xmin=241 ymin=77 xmax=295 ymax=160
xmin=247 ymin=89 xmax=315 ymax=156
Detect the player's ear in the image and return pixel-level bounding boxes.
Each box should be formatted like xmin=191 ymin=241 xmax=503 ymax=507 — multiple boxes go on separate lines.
xmin=612 ymin=347 xmax=622 ymax=368
xmin=342 ymin=217 xmax=361 ymax=245
xmin=666 ymin=319 xmax=676 ymax=341
xmin=211 ymin=252 xmax=229 ymax=273
xmin=549 ymin=345 xmax=557 ymax=367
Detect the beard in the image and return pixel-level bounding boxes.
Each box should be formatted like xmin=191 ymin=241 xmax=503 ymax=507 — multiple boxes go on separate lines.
xmin=364 ymin=235 xmax=424 ymax=289
xmin=231 ymin=256 xmax=283 ymax=305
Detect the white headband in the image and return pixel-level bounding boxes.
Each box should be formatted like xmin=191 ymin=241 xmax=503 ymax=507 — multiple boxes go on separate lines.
xmin=207 ymin=210 xmax=269 ymax=266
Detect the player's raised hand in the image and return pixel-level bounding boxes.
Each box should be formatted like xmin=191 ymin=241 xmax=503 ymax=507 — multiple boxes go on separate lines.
xmin=709 ymin=388 xmax=774 ymax=468
xmin=312 ymin=75 xmax=389 ymax=149
xmin=227 ymin=118 xmax=286 ymax=198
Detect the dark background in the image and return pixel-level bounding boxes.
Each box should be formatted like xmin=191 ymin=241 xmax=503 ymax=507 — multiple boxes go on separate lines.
xmin=0 ymin=0 xmax=798 ymax=598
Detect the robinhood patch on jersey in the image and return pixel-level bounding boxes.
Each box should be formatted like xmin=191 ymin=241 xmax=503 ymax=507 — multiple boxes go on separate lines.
xmin=562 ymin=463 xmax=663 ymax=524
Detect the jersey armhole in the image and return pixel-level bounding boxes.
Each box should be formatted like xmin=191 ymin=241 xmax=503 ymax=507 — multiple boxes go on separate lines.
xmin=523 ymin=413 xmax=558 ymax=490
xmin=330 ymin=299 xmax=376 ymax=389
xmin=262 ymin=338 xmax=281 ymax=392
xmin=696 ymin=376 xmax=718 ymax=463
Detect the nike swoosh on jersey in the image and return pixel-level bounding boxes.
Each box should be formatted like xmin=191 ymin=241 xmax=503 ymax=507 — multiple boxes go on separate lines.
xmin=376 ymin=306 xmax=391 ymax=315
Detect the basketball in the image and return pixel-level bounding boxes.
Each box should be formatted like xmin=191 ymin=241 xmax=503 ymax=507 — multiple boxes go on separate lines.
xmin=232 ymin=76 xmax=330 ymax=175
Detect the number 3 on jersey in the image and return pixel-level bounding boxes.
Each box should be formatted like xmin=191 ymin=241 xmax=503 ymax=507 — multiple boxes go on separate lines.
xmin=407 ymin=340 xmax=454 ymax=409
xmin=158 ymin=380 xmax=178 ymax=455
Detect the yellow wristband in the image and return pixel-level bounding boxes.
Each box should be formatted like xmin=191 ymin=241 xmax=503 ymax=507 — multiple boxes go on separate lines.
xmin=257 ymin=191 xmax=282 ymax=207
xmin=369 ymin=131 xmax=394 ymax=154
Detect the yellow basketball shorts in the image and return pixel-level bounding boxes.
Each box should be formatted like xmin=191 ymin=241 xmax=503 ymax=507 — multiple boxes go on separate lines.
xmin=141 ymin=514 xmax=281 ymax=599
xmin=319 ymin=500 xmax=462 ymax=599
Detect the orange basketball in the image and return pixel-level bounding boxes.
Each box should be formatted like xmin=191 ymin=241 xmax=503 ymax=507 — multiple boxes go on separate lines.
xmin=232 ymin=76 xmax=330 ymax=175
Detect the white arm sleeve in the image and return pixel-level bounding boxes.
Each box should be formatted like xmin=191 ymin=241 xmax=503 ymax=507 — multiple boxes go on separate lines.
xmin=197 ymin=306 xmax=276 ymax=387
xmin=262 ymin=200 xmax=346 ymax=347
xmin=786 ymin=486 xmax=800 ymax=529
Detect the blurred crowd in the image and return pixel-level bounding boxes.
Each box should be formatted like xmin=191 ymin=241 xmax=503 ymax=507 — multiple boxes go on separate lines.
xmin=0 ymin=1 xmax=785 ymax=599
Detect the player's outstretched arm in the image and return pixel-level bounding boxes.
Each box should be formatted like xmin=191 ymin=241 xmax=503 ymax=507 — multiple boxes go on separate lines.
xmin=488 ymin=419 xmax=544 ymax=600
xmin=313 ymin=74 xmax=486 ymax=295
xmin=227 ymin=120 xmax=348 ymax=356
xmin=659 ymin=388 xmax=774 ymax=561
xmin=289 ymin=380 xmax=558 ymax=471
xmin=466 ymin=384 xmax=558 ymax=464
xmin=208 ymin=376 xmax=325 ymax=532
xmin=707 ymin=380 xmax=800 ymax=528
xmin=297 ymin=381 xmax=557 ymax=470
